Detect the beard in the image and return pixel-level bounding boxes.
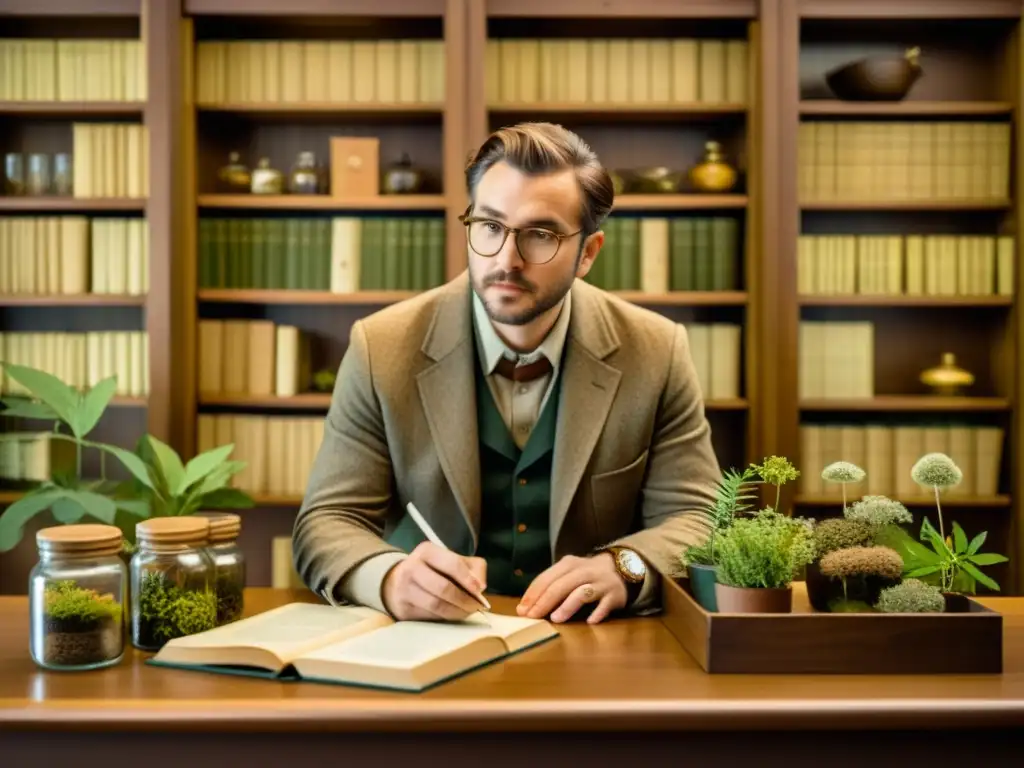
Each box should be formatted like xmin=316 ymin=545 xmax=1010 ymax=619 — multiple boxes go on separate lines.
xmin=471 ymin=265 xmax=574 ymax=326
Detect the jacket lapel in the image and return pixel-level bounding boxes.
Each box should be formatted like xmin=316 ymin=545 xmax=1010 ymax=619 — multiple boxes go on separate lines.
xmin=549 ymin=281 xmax=621 ymax=555
xmin=415 ymin=273 xmax=482 ymax=550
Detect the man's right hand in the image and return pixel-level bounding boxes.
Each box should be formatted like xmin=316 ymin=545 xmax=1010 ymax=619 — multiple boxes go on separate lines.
xmin=381 ymin=541 xmax=488 ymax=621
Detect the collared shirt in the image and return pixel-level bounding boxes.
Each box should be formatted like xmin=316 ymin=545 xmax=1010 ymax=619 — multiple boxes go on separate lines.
xmin=471 ymin=289 xmax=571 ymax=449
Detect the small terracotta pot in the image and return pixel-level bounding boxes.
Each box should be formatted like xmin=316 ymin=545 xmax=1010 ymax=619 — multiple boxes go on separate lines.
xmin=715 ymin=583 xmax=793 ymax=613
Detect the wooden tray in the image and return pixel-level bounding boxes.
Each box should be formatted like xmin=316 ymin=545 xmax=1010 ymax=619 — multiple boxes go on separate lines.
xmin=660 ymin=577 xmax=1003 ymax=674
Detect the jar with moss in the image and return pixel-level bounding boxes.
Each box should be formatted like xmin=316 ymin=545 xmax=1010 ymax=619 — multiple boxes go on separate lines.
xmin=29 ymin=524 xmax=126 ymax=671
xmin=199 ymin=512 xmax=245 ymax=625
xmin=130 ymin=517 xmax=218 ymax=651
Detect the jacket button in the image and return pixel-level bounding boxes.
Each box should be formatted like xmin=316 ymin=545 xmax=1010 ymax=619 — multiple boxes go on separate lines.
xmin=514 ymin=568 xmax=523 ymax=576
xmin=518 ymin=478 xmax=527 ymax=486
xmin=517 ymin=523 xmax=527 ymax=533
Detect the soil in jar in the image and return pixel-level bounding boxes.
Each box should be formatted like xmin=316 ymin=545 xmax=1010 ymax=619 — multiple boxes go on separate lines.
xmin=42 ymin=581 xmax=123 ymax=667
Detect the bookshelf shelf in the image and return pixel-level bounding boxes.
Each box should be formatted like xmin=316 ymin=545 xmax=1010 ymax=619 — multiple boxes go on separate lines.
xmin=0 ymin=295 xmax=147 ymax=307
xmin=797 ymin=295 xmax=1014 ymax=308
xmin=614 ymin=195 xmax=748 ymax=210
xmin=0 ymin=0 xmax=141 ymax=14
xmin=799 ymin=396 xmax=1012 ymax=413
xmin=799 ymin=100 xmax=1015 ymax=116
xmin=0 ymin=198 xmax=146 ymax=212
xmin=196 ymin=195 xmax=447 ymax=211
xmin=0 ymin=101 xmax=146 ymax=116
xmin=800 ymin=200 xmax=1013 ymax=211
xmin=610 ymin=291 xmax=748 ymax=306
xmin=795 ymin=495 xmax=1012 ymax=508
xmin=488 ymin=103 xmax=748 ymax=123
xmin=196 ymin=102 xmax=444 ymax=121
xmin=197 ymin=289 xmax=421 ymax=305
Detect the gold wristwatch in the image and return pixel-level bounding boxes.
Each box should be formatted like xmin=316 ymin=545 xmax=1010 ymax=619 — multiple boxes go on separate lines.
xmin=605 ymin=546 xmax=646 ymax=604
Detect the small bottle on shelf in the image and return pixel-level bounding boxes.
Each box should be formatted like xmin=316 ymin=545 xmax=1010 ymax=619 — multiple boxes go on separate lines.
xmin=29 ymin=524 xmax=127 ymax=671
xmin=130 ymin=517 xmax=217 ymax=651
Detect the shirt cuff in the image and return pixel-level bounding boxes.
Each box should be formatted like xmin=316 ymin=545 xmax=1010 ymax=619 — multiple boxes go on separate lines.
xmin=630 ymin=566 xmax=662 ymax=615
xmin=323 ymin=551 xmax=408 ymax=616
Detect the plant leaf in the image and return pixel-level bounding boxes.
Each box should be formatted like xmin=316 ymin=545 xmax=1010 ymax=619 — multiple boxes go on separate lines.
xmin=0 ymin=489 xmax=66 ymax=552
xmin=51 ymin=497 xmax=87 ymax=523
xmin=93 ymin=443 xmax=157 ymax=491
xmin=875 ymin=523 xmax=943 ymax=567
xmin=71 ymin=376 xmax=117 ymax=438
xmin=198 ymin=487 xmax=254 ymax=509
xmin=0 ymin=363 xmax=80 ymax=431
xmin=145 ymin=435 xmax=185 ymax=498
xmin=0 ymin=396 xmax=60 ymax=420
xmin=967 ymin=530 xmax=988 ymax=556
xmin=960 ymin=561 xmax=1001 ymax=592
xmin=177 ymin=443 xmax=234 ymax=496
xmin=967 ymin=553 xmax=1010 ymax=566
xmin=905 ymin=564 xmax=943 ymax=579
xmin=952 ymin=521 xmax=968 ymax=554
xmin=59 ymin=490 xmax=117 ymax=524
xmin=192 ymin=459 xmax=246 ymax=497
xmin=114 ymin=498 xmax=151 ymax=518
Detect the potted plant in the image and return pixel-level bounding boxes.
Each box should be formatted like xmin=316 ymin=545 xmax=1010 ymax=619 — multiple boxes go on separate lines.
xmin=680 ymin=466 xmax=760 ymax=611
xmin=0 ymin=363 xmax=152 ymax=553
xmin=713 ymin=506 xmax=816 ymax=613
xmin=38 ymin=579 xmax=123 ymax=668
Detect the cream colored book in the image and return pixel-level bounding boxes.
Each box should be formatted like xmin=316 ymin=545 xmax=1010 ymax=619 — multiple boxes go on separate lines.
xmin=149 ymin=601 xmax=558 ymax=692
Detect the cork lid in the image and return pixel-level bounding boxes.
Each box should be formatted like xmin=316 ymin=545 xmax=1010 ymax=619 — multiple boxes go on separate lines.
xmin=199 ymin=512 xmax=241 ymax=542
xmin=37 ymin=524 xmax=123 ymax=558
xmin=136 ymin=516 xmax=210 ymax=547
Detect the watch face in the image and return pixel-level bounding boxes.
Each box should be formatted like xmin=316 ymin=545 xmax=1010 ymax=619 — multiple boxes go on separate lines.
xmin=618 ymin=549 xmax=646 ymax=580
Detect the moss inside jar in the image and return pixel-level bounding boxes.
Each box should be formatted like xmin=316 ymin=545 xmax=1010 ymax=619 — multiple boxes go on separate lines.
xmin=42 ymin=580 xmax=123 ymax=668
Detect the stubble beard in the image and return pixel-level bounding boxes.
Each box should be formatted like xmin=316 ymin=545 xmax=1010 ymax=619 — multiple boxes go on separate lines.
xmin=472 ymin=267 xmax=573 ymax=326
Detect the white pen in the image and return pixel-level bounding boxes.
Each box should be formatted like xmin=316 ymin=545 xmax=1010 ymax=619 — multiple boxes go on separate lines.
xmin=405 ymin=502 xmax=492 ymax=612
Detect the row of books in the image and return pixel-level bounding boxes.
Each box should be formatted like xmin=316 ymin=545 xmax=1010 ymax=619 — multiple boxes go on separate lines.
xmin=797 ymin=121 xmax=1011 ymax=201
xmin=72 ymin=123 xmax=149 ymax=199
xmin=798 ymin=321 xmax=874 ymax=400
xmin=197 ymin=216 xmax=446 ymax=293
xmin=585 ymin=216 xmax=739 ymax=292
xmin=0 ymin=217 xmax=148 ymax=296
xmin=195 ymin=39 xmax=445 ymax=106
xmin=198 ymin=320 xmax=309 ymax=399
xmin=797 ymin=234 xmax=1015 ymax=297
xmin=485 ymin=38 xmax=747 ymax=105
xmin=196 ymin=413 xmax=324 ymax=497
xmin=799 ymin=422 xmax=1003 ymax=499
xmin=0 ymin=38 xmax=147 ymax=102
xmin=0 ymin=331 xmax=149 ymax=397
xmin=0 ymin=432 xmax=74 ymax=484
xmin=684 ymin=323 xmax=742 ymax=401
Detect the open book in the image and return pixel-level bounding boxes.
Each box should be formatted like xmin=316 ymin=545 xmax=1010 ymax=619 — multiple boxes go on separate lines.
xmin=147 ymin=602 xmax=559 ymax=692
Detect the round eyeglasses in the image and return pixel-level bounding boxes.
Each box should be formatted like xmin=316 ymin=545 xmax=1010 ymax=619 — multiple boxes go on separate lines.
xmin=458 ymin=211 xmax=582 ymax=265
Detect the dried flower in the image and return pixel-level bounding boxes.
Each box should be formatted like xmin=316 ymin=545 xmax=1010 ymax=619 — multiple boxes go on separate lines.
xmin=819 ymin=545 xmax=904 ymax=581
xmin=821 ymin=461 xmax=866 ymax=484
xmin=875 ymin=578 xmax=945 ymax=613
xmin=751 ymin=456 xmax=800 ymax=513
xmin=911 ymin=453 xmax=963 ymax=489
xmin=845 ymin=495 xmax=912 ymax=527
xmin=812 ymin=517 xmax=876 ymax=558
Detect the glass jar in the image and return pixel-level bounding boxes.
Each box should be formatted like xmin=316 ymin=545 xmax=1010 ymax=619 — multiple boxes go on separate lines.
xmin=198 ymin=512 xmax=245 ymax=625
xmin=289 ymin=151 xmax=319 ymax=194
xmin=130 ymin=517 xmax=217 ymax=651
xmin=28 ymin=524 xmax=126 ymax=671
xmin=27 ymin=153 xmax=51 ymax=195
xmin=53 ymin=153 xmax=73 ymax=195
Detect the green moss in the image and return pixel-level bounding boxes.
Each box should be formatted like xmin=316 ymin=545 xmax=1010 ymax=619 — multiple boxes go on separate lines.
xmin=44 ymin=580 xmax=122 ymax=626
xmin=134 ymin=572 xmax=217 ymax=649
xmin=875 ymin=578 xmax=946 ymax=613
xmin=214 ymin=570 xmax=244 ymax=624
xmin=715 ymin=508 xmax=815 ymax=589
xmin=812 ymin=517 xmax=876 ymax=558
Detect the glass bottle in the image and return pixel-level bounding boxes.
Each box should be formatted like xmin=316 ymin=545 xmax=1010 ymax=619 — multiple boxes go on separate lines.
xmin=4 ymin=153 xmax=25 ymax=196
xmin=199 ymin=512 xmax=245 ymax=625
xmin=250 ymin=157 xmax=283 ymax=194
xmin=289 ymin=151 xmax=319 ymax=194
xmin=29 ymin=524 xmax=127 ymax=671
xmin=130 ymin=517 xmax=217 ymax=651
xmin=27 ymin=153 xmax=51 ymax=195
xmin=216 ymin=151 xmax=251 ymax=193
xmin=53 ymin=153 xmax=73 ymax=195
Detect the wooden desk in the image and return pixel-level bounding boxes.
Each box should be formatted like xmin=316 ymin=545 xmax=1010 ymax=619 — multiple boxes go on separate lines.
xmin=1 ymin=587 xmax=1023 ymax=766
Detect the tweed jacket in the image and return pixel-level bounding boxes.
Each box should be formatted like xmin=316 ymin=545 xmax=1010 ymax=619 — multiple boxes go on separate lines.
xmin=292 ymin=270 xmax=722 ymax=611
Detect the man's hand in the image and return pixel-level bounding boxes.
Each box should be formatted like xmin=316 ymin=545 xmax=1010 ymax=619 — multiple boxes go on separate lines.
xmin=516 ymin=553 xmax=627 ymax=624
xmin=382 ymin=542 xmax=488 ymax=622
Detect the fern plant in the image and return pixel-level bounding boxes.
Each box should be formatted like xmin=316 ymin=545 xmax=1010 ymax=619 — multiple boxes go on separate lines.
xmin=684 ymin=466 xmax=760 ymax=567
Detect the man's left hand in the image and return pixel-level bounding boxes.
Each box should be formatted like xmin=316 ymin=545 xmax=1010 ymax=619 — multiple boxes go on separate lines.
xmin=516 ymin=553 xmax=627 ymax=624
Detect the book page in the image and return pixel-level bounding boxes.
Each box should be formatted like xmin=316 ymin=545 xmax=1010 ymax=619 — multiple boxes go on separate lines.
xmin=153 ymin=603 xmax=393 ymax=669
xmin=463 ymin=611 xmax=559 ymax=652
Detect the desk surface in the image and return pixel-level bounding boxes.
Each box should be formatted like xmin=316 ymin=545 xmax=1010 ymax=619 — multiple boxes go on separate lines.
xmin=1 ymin=587 xmax=1023 ymax=733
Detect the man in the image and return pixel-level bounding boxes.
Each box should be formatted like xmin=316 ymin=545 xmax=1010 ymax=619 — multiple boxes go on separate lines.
xmin=293 ymin=122 xmax=721 ymax=626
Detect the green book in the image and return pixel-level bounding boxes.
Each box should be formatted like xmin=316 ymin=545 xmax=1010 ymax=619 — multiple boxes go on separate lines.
xmin=693 ymin=219 xmax=711 ymax=290
xmin=710 ymin=217 xmax=738 ymax=291
xmin=147 ymin=602 xmax=558 ymax=694
xmin=671 ymin=218 xmax=694 ymax=291
xmin=618 ymin=217 xmax=639 ymax=290
xmin=250 ymin=219 xmax=266 ymax=290
xmin=381 ymin=218 xmax=401 ymax=290
xmin=411 ymin=218 xmax=429 ymax=289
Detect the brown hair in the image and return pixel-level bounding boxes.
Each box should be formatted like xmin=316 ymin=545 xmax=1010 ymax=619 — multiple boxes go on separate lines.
xmin=464 ymin=122 xmax=615 ymax=236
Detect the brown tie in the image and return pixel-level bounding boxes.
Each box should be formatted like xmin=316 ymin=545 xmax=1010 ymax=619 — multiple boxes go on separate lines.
xmin=493 ymin=356 xmax=553 ymax=382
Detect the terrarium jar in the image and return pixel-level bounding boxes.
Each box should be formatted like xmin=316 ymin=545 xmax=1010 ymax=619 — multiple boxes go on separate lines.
xmin=130 ymin=517 xmax=217 ymax=651
xmin=29 ymin=524 xmax=127 ymax=671
xmin=199 ymin=512 xmax=245 ymax=625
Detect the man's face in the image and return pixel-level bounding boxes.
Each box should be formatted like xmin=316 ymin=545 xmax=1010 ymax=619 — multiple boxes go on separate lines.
xmin=467 ymin=160 xmax=598 ymax=327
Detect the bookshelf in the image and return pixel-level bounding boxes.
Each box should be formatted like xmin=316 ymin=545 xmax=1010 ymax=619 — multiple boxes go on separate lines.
xmin=778 ymin=0 xmax=1022 ymax=593
xmin=1 ymin=0 xmax=1022 ymax=596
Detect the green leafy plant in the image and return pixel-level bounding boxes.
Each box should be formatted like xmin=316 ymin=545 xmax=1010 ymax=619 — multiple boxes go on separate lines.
xmin=751 ymin=455 xmax=800 ymax=513
xmin=682 ymin=466 xmax=761 ymax=568
xmin=715 ymin=507 xmax=815 ymax=590
xmin=134 ymin=571 xmax=218 ymax=649
xmin=812 ymin=517 xmax=876 ymax=558
xmin=820 ymin=461 xmax=865 ymax=513
xmin=0 ymin=363 xmax=153 ymax=552
xmin=875 ymin=578 xmax=945 ymax=614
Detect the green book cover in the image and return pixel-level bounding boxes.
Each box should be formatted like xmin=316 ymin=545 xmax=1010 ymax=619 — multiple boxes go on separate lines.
xmin=265 ymin=219 xmax=285 ymax=289
xmin=250 ymin=218 xmax=266 ymax=290
xmin=427 ymin=218 xmax=445 ymax=287
xmin=397 ymin=218 xmax=414 ymax=290
xmin=285 ymin=219 xmax=301 ymax=290
xmin=360 ymin=218 xmax=384 ymax=290
xmin=671 ymin=218 xmax=694 ymax=291
xmin=693 ymin=219 xmax=711 ymax=290
xmin=711 ymin=217 xmax=738 ymax=291
xmin=618 ymin=217 xmax=639 ymax=290
xmin=381 ymin=218 xmax=401 ymax=290
xmin=412 ymin=218 xmax=429 ymax=290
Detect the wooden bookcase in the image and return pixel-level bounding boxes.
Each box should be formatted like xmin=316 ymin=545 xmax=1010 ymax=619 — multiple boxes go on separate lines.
xmin=777 ymin=0 xmax=1023 ymax=593
xmin=1 ymin=0 xmax=1022 ymax=596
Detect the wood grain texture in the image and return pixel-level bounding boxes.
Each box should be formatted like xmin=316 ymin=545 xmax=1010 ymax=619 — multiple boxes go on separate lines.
xmin=799 ymin=396 xmax=1011 ymax=412
xmin=0 ymin=198 xmax=145 ymax=211
xmin=0 ymin=0 xmax=140 ymax=15
xmin=799 ymin=0 xmax=1021 ymax=18
xmin=196 ymin=194 xmax=447 ymax=210
xmin=797 ymin=295 xmax=1014 ymax=307
xmin=0 ymin=102 xmax=145 ymax=116
xmin=799 ymin=100 xmax=1015 ymax=116
xmin=486 ymin=0 xmax=758 ymax=18
xmin=184 ymin=0 xmax=445 ymax=15
xmin=0 ymin=587 xmax=1021 ymax=732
